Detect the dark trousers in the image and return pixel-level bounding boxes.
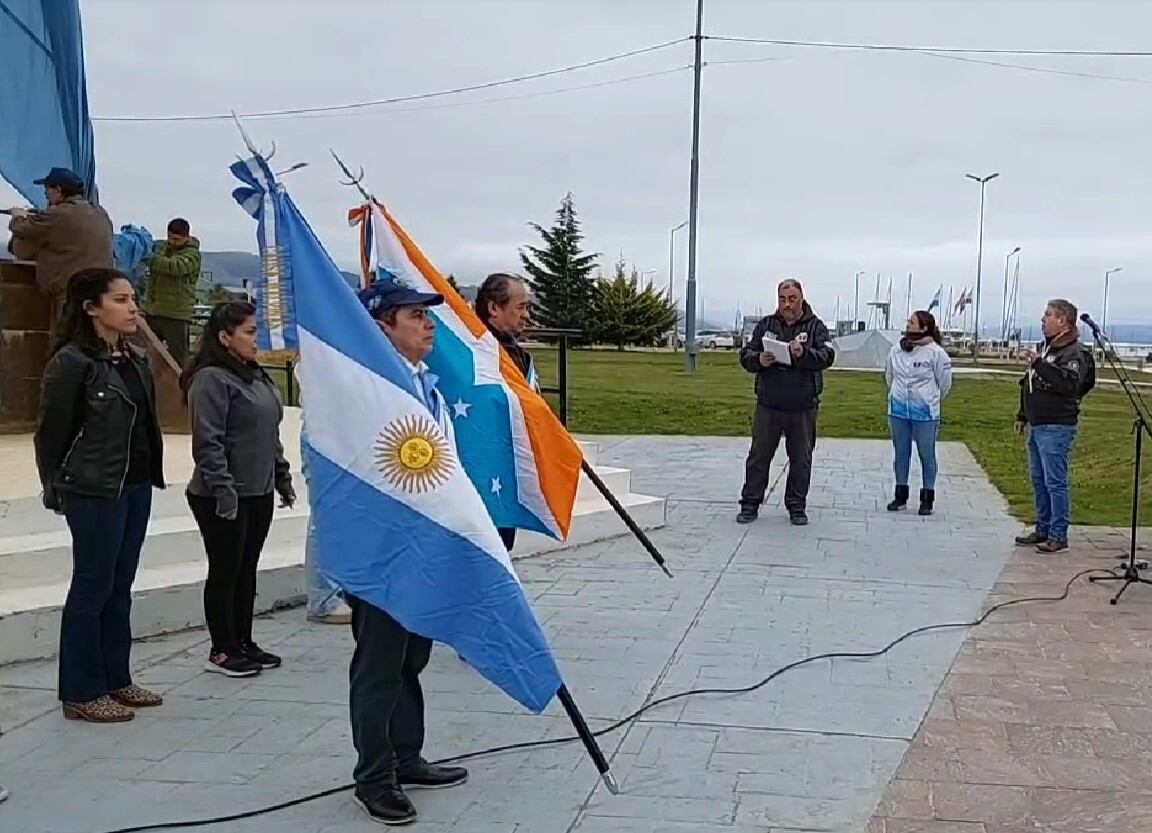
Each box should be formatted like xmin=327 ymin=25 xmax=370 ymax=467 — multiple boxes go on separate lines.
xmin=740 ymin=405 xmax=818 ymax=512
xmin=59 ymin=484 xmax=153 ymax=702
xmin=148 ymin=315 xmax=191 ymax=369
xmin=187 ymin=493 xmax=274 ymax=653
xmin=347 ymin=594 xmax=432 ymax=793
xmin=498 ymin=527 xmax=516 ymax=552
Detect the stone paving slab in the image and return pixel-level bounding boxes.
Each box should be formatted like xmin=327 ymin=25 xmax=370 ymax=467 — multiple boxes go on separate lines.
xmin=0 ymin=436 xmax=1018 ymax=833
xmin=868 ymin=528 xmax=1152 ymax=833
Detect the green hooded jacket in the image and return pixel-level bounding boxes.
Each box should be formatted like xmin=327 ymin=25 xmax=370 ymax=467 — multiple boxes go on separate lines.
xmin=145 ymin=236 xmax=202 ymax=321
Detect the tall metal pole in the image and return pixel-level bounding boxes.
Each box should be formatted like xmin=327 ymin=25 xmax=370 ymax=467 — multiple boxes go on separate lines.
xmin=668 ymin=220 xmax=687 ymax=350
xmin=1001 ymin=246 xmax=1020 ymax=342
xmin=1103 ymin=266 xmax=1123 ymax=334
xmin=906 ymin=272 xmax=913 ymax=319
xmin=966 ymin=172 xmax=999 ymax=362
xmin=853 ymin=270 xmax=864 ymax=327
xmin=684 ymin=0 xmax=705 ymax=372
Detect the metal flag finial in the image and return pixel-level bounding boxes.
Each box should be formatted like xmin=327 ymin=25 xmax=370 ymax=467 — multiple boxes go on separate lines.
xmin=330 ymin=149 xmax=373 ymax=202
xmin=231 ymin=110 xmax=276 ymax=161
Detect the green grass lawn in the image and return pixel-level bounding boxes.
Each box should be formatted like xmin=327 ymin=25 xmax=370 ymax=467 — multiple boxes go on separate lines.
xmin=528 ymin=348 xmax=1144 ymax=527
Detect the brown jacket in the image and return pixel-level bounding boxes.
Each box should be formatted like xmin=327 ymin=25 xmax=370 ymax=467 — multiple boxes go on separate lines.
xmin=8 ymin=196 xmax=114 ymax=298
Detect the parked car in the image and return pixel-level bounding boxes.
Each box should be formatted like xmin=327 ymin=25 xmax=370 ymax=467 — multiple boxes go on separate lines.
xmin=675 ymin=330 xmax=736 ymax=349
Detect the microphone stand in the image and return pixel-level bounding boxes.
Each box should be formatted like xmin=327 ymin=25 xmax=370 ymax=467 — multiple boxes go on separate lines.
xmin=1084 ymin=317 xmax=1152 ymax=605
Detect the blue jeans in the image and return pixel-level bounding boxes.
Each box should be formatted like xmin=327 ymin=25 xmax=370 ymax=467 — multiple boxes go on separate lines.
xmin=305 ymin=522 xmax=346 ymax=617
xmin=1027 ymin=424 xmax=1077 ymax=542
xmin=59 ymin=484 xmax=153 ymax=702
xmin=889 ymin=417 xmax=939 ymax=489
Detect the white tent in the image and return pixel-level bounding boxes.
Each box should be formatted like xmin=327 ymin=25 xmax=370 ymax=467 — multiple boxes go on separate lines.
xmin=832 ymin=329 xmax=902 ymax=370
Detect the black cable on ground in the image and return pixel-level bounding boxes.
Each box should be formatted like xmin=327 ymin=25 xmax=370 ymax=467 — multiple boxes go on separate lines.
xmin=95 ymin=566 xmax=1116 ymax=833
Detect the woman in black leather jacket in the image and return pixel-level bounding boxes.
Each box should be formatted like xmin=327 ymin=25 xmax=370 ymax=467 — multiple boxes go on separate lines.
xmin=34 ymin=267 xmax=165 ymax=723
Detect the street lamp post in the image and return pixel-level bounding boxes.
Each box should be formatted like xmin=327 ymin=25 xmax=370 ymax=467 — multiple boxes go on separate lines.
xmin=1103 ymin=266 xmax=1123 ymax=334
xmin=668 ymin=221 xmax=688 ymax=349
xmin=1001 ymin=246 xmax=1020 ymax=342
xmin=853 ymin=270 xmax=865 ymax=328
xmin=966 ymin=172 xmax=999 ymax=361
xmin=668 ymin=221 xmax=687 ymax=299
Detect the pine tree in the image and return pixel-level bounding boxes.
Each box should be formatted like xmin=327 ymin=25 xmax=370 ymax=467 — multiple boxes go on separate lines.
xmin=520 ymin=193 xmax=598 ymax=332
xmin=445 ymin=273 xmax=460 ymax=292
xmin=592 ymin=259 xmax=678 ymax=350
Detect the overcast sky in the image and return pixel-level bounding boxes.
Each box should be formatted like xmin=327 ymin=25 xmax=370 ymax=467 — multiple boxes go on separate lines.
xmin=4 ymin=0 xmax=1151 ymax=330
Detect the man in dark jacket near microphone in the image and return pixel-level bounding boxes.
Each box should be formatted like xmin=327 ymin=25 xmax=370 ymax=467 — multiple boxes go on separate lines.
xmin=1014 ymin=298 xmax=1095 ymax=553
xmin=474 ymin=272 xmax=536 ymax=551
xmin=738 ymin=279 xmax=835 ymax=526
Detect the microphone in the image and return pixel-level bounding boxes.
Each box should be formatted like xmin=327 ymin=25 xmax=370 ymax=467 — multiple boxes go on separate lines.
xmin=1080 ymin=312 xmax=1102 ymax=335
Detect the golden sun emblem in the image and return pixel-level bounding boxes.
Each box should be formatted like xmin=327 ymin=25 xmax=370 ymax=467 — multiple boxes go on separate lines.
xmin=375 ymin=415 xmax=454 ymax=493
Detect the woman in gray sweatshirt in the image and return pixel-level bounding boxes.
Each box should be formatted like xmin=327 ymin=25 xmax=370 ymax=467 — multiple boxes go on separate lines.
xmin=180 ymin=302 xmax=295 ymax=677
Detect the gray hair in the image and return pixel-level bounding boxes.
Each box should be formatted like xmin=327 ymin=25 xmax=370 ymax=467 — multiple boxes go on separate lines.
xmin=1046 ymin=298 xmax=1078 ymax=325
xmin=778 ymin=278 xmax=804 ymax=294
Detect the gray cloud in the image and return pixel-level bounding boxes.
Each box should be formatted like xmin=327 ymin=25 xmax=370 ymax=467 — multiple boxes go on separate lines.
xmin=4 ymin=0 xmax=1150 ymax=331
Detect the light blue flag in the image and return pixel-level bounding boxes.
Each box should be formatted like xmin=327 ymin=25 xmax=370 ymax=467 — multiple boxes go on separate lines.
xmin=230 ymin=154 xmax=563 ymax=713
xmin=0 ymin=0 xmax=97 ymax=204
xmin=231 ymin=155 xmax=300 ymax=352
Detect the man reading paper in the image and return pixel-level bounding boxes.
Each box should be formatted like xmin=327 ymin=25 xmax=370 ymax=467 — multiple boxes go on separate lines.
xmin=737 ymin=279 xmax=835 ymax=526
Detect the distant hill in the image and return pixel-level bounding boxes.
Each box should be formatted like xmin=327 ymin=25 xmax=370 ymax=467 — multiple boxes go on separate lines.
xmin=198 ymin=250 xmax=359 ymax=293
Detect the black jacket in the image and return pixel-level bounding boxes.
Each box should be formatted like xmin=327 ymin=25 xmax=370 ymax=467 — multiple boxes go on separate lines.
xmin=1017 ymin=330 xmax=1096 ymax=426
xmin=739 ymin=303 xmax=835 ymax=412
xmin=491 ymin=327 xmax=533 ymax=379
xmin=35 ymin=343 xmax=165 ymax=508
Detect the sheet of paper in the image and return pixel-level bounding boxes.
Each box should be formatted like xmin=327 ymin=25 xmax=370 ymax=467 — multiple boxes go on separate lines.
xmin=761 ymin=336 xmax=792 ymax=366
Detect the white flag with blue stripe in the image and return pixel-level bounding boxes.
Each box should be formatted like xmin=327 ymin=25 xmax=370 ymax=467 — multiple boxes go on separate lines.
xmin=230 ymin=154 xmax=562 ymax=712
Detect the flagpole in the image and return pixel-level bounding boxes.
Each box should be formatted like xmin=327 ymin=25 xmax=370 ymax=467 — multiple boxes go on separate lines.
xmin=557 ymin=685 xmax=620 ymax=794
xmin=582 ymin=462 xmax=672 ymax=577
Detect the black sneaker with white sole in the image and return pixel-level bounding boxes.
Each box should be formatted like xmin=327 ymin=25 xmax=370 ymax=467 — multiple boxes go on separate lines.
xmin=241 ymin=643 xmax=282 ymax=669
xmin=397 ymin=761 xmax=468 ymax=790
xmin=354 ymin=787 xmax=417 ymax=826
xmin=205 ymin=652 xmax=262 ymax=677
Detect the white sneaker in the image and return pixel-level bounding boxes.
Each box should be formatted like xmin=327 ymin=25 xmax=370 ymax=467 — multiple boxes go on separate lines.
xmin=0 ymin=784 xmax=9 ymax=803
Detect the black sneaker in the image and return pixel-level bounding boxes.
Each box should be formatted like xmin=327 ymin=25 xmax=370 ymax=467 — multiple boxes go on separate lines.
xmin=789 ymin=511 xmax=809 ymax=526
xmin=398 ymin=761 xmax=468 ymax=790
xmin=205 ymin=652 xmax=262 ymax=677
xmin=242 ymin=643 xmax=282 ymax=669
xmin=1015 ymin=531 xmax=1046 ymax=546
xmin=354 ymin=786 xmax=417 ymax=826
xmin=736 ymin=507 xmax=759 ymax=524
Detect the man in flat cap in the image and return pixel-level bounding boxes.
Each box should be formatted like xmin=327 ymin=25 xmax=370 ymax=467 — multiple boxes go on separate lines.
xmin=7 ymin=167 xmax=114 ymax=324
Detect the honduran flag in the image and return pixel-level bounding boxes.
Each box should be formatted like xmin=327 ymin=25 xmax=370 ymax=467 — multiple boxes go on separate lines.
xmin=348 ymin=201 xmax=582 ymax=539
xmin=231 ymin=154 xmax=563 ymax=712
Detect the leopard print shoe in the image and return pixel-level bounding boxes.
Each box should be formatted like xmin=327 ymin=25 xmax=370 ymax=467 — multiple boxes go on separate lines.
xmin=62 ymin=695 xmax=135 ymax=723
xmin=110 ymin=684 xmax=164 ymax=708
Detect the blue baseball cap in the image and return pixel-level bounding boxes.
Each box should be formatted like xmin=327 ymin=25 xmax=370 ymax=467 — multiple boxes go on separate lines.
xmin=33 ymin=167 xmax=85 ymax=190
xmin=357 ymin=280 xmax=444 ymax=320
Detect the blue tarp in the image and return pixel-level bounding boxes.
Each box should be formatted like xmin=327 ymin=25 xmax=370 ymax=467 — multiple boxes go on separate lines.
xmin=0 ymin=0 xmax=96 ymax=207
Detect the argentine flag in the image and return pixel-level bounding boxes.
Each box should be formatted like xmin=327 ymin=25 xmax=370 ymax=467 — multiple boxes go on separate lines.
xmin=230 ymin=154 xmax=562 ymax=712
xmin=349 ymin=201 xmax=583 ymax=538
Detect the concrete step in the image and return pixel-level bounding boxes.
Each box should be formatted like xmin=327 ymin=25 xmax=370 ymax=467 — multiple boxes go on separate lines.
xmin=0 ymin=487 xmax=665 ymax=666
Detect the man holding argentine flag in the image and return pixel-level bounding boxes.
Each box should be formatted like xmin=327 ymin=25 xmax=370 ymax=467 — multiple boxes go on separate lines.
xmin=231 ymin=147 xmax=606 ymax=826
xmin=345 ymin=279 xmax=468 ymax=825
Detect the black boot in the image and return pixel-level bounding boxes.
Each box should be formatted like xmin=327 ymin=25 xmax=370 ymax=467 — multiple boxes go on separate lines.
xmin=886 ymin=485 xmax=910 ymax=512
xmin=918 ymin=488 xmax=935 ymax=516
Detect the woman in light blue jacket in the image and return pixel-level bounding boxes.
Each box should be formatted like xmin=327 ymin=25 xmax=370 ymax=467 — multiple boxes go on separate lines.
xmin=884 ymin=310 xmax=953 ymax=515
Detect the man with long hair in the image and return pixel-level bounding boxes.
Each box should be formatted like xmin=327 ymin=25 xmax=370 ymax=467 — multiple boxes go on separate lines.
xmin=473 ymin=272 xmax=536 ymax=552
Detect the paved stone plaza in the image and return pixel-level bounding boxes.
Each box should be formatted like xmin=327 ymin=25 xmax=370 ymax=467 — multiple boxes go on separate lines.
xmin=0 ymin=436 xmax=1021 ymax=833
